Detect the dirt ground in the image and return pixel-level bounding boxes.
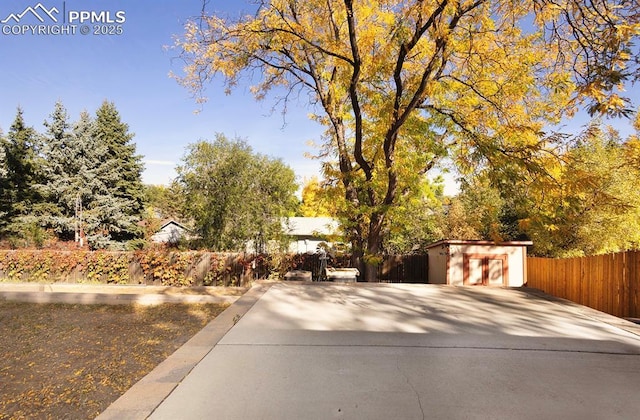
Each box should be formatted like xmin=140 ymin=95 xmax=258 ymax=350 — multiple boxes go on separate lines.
xmin=0 ymin=301 xmax=229 ymax=419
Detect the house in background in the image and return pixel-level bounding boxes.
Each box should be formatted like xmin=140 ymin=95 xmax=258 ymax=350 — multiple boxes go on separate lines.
xmin=151 ymin=220 xmax=190 ymax=244
xmin=284 ymin=217 xmax=342 ymax=254
xmin=425 ymin=240 xmax=532 ymax=287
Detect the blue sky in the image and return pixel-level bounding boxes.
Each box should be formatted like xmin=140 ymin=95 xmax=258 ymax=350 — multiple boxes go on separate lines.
xmin=0 ymin=0 xmax=636 ymax=193
xmin=0 ymin=0 xmax=325 ymax=187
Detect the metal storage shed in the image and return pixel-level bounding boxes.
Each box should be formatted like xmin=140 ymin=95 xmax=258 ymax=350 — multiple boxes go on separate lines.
xmin=425 ymin=240 xmax=532 ymax=286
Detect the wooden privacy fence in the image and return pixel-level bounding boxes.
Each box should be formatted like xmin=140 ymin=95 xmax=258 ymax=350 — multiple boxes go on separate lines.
xmin=527 ymin=251 xmax=640 ymax=318
xmin=378 ymin=254 xmax=428 ymax=283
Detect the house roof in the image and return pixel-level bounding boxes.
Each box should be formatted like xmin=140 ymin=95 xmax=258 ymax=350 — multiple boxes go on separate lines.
xmin=424 ymin=239 xmax=533 ymax=250
xmin=159 ymin=220 xmax=189 ymax=231
xmin=284 ymin=217 xmax=340 ymax=237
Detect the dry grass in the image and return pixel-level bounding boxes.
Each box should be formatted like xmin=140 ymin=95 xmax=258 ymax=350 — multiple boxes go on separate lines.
xmin=0 ymin=301 xmax=228 ymax=419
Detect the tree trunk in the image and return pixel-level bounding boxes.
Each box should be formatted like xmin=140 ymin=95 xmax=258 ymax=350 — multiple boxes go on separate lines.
xmin=350 ymin=245 xmax=364 ymax=281
xmin=363 ymin=213 xmax=384 ymax=282
xmin=364 ymin=261 xmax=378 ymax=283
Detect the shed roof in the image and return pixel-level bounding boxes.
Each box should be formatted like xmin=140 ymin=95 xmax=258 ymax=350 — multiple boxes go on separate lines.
xmin=424 ymin=239 xmax=533 ymax=250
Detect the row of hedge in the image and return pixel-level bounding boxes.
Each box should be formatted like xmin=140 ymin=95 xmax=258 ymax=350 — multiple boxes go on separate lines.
xmin=0 ymin=250 xmax=354 ymax=287
xmin=0 ymin=251 xmax=261 ymax=287
xmin=0 ymin=250 xmax=428 ymax=285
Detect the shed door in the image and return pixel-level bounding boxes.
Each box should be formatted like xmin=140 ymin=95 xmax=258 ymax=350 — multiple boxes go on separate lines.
xmin=466 ymin=258 xmax=485 ymax=286
xmin=487 ymin=258 xmax=505 ymax=286
xmin=463 ymin=254 xmax=509 ymax=286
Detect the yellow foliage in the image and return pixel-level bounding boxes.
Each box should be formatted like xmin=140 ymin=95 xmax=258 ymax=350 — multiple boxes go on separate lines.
xmin=299 ymin=177 xmax=336 ymax=217
xmin=172 ymin=0 xmax=639 ymax=263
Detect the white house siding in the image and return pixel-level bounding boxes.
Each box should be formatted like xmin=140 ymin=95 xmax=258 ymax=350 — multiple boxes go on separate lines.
xmin=289 ymin=239 xmax=327 ymax=254
xmin=151 ymin=222 xmax=188 ymax=244
xmin=283 ymin=217 xmax=341 ymax=254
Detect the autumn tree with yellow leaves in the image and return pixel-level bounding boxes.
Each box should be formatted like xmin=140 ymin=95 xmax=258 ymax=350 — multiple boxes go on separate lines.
xmin=299 ymin=177 xmax=336 ymax=217
xmin=518 ymin=119 xmax=640 ymax=257
xmin=448 ymin=112 xmax=640 ymax=257
xmin=174 ymin=0 xmax=638 ymax=280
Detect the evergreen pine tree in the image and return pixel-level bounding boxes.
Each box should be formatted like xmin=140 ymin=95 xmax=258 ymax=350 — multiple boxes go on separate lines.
xmin=92 ymin=101 xmax=145 ymax=245
xmin=39 ymin=101 xmax=74 ymax=238
xmin=0 ymin=108 xmax=43 ymax=241
xmin=71 ymin=110 xmax=119 ymax=248
xmin=0 ymin=129 xmax=8 ymax=230
xmin=42 ymin=109 xmax=128 ymax=249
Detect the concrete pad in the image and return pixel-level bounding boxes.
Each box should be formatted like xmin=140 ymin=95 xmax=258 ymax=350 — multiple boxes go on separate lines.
xmin=149 ymin=283 xmax=640 ymax=419
xmin=96 ymin=282 xmax=273 ymax=420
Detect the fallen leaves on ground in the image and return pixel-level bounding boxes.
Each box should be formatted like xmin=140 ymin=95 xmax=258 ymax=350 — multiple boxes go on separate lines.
xmin=0 ymin=301 xmax=228 ymax=419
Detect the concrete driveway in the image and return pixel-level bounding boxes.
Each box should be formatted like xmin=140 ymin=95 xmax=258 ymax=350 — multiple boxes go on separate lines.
xmin=103 ymin=282 xmax=640 ymax=419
